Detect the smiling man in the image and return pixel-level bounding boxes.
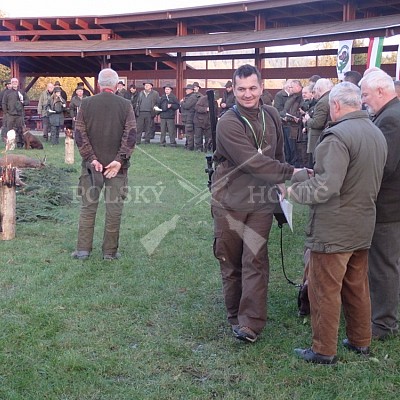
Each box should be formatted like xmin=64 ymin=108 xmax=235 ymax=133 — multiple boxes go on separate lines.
xmin=211 ymin=64 xmax=300 ymax=343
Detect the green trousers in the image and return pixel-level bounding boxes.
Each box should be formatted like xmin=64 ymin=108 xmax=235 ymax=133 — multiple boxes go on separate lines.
xmin=76 ymin=165 xmax=128 ymax=255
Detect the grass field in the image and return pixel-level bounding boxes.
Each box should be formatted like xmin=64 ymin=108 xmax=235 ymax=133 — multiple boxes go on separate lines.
xmin=1 ymin=139 xmax=399 ymax=399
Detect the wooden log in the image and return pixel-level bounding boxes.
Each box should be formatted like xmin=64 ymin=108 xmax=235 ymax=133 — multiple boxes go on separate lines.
xmin=65 ymin=136 xmax=74 ymax=164
xmin=0 ymin=186 xmax=16 ymax=240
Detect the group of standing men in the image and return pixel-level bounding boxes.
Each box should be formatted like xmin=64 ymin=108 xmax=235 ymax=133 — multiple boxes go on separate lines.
xmin=37 ymin=81 xmax=90 ymax=145
xmin=211 ymin=64 xmax=400 ymax=366
xmin=129 ymin=79 xmax=236 ymax=151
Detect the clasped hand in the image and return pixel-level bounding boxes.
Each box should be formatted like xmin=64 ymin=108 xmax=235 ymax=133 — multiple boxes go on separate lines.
xmin=91 ymin=160 xmax=122 ymax=179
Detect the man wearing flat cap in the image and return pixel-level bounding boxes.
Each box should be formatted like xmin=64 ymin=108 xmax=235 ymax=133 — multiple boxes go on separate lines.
xmin=135 ymin=81 xmax=160 ymax=144
xmin=180 ymin=84 xmax=199 ymax=150
xmin=116 ymin=80 xmax=130 ymax=100
xmin=158 ymin=83 xmax=180 ymax=146
xmin=219 ymin=80 xmax=235 ymax=117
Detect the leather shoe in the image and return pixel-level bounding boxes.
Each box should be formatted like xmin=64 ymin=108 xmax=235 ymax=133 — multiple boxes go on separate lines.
xmin=294 ymin=348 xmax=337 ymax=365
xmin=71 ymin=250 xmax=90 ymax=260
xmin=342 ymin=338 xmax=370 ymax=355
xmin=233 ymin=325 xmax=258 ymax=343
xmin=103 ymin=252 xmax=121 ymax=260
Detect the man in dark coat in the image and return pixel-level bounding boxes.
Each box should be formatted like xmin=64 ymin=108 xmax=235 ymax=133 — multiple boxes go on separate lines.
xmin=360 ymin=69 xmax=400 ymax=341
xmin=1 ymin=77 xmax=30 ymax=148
xmin=180 ymin=84 xmax=198 ymax=151
xmin=274 ymin=80 xmax=292 ymax=162
xmin=0 ymin=80 xmax=12 ymax=141
xmin=219 ymin=80 xmax=235 ymax=117
xmin=136 ymin=81 xmax=160 ymax=144
xmin=129 ymin=84 xmax=140 ymax=112
xmin=115 ymin=80 xmax=130 ymax=99
xmin=158 ymin=83 xmax=180 ymax=146
xmin=193 ymin=93 xmax=213 ymax=151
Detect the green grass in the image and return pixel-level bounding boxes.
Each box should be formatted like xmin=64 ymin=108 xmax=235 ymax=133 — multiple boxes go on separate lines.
xmin=1 ymin=140 xmax=399 ymax=399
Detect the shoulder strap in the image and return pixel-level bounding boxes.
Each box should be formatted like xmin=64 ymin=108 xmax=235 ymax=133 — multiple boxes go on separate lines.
xmin=261 ymin=104 xmax=280 ymax=133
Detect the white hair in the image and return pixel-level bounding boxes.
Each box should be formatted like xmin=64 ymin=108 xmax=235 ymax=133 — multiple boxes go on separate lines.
xmin=329 ymin=82 xmax=361 ymax=109
xmin=359 ymin=70 xmax=395 ymax=93
xmin=313 ymin=78 xmax=334 ymax=95
xmin=98 ymin=68 xmax=119 ymax=89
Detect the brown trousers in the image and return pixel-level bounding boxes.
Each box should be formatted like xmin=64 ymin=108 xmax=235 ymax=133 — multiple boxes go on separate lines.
xmin=212 ymin=206 xmax=273 ymax=334
xmin=308 ymin=250 xmax=371 ymax=356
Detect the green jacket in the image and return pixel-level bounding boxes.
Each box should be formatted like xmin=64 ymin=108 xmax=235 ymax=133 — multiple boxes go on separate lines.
xmin=290 ymin=110 xmax=387 ymax=253
xmin=74 ymin=91 xmax=136 ymax=168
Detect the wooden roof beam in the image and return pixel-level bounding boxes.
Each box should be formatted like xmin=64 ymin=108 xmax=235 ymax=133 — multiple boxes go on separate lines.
xmin=56 ymin=19 xmax=70 ymax=30
xmin=20 ymin=20 xmax=34 ymax=30
xmin=2 ymin=20 xmax=16 ymax=30
xmin=38 ymin=19 xmax=52 ymax=30
xmin=148 ymin=52 xmax=177 ymax=69
xmin=0 ymin=29 xmax=112 ymax=37
xmin=75 ymin=18 xmax=89 ymax=29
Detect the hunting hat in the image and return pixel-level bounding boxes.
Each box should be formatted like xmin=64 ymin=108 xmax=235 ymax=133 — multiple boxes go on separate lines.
xmin=143 ymin=81 xmax=154 ymax=87
xmin=185 ymin=84 xmax=194 ymax=90
xmin=192 ymin=81 xmax=201 ymax=88
xmin=75 ymin=86 xmax=84 ymax=91
xmin=3 ymin=80 xmax=11 ymax=86
xmin=54 ymin=87 xmax=62 ymax=93
xmin=54 ymin=81 xmax=61 ymax=86
xmin=225 ymin=80 xmax=233 ymax=88
xmin=163 ymin=83 xmax=173 ymax=90
xmin=129 ymin=84 xmax=136 ymax=89
xmin=118 ymin=80 xmax=125 ymax=86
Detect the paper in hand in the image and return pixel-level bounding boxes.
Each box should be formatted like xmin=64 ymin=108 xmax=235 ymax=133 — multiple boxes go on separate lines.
xmin=278 ymin=193 xmax=293 ymax=232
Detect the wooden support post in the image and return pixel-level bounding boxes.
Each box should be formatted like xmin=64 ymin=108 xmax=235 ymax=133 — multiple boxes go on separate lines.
xmin=0 ymin=167 xmax=17 ymax=240
xmin=65 ymin=136 xmax=75 ymax=164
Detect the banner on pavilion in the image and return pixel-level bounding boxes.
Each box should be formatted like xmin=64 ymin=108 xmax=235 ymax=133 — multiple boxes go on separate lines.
xmin=367 ymin=37 xmax=384 ymax=69
xmin=337 ymin=40 xmax=353 ymax=80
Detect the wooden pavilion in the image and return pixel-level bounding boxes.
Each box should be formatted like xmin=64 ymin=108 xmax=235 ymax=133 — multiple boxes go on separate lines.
xmin=1 ymin=0 xmax=400 ymax=97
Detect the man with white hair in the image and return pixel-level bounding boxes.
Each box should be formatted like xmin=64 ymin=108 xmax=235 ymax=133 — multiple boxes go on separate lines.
xmin=360 ymin=70 xmax=400 ymax=340
xmin=303 ymin=78 xmax=334 ymax=165
xmin=289 ymin=82 xmax=387 ymax=364
xmin=72 ymin=68 xmax=136 ymax=260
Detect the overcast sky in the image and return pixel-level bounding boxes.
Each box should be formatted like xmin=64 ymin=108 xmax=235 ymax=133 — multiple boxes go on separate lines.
xmin=0 ymin=0 xmax=245 ymax=17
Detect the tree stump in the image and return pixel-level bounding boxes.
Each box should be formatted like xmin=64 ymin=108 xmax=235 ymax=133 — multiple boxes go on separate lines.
xmin=0 ymin=166 xmax=17 ymax=240
xmin=65 ymin=136 xmax=74 ymax=164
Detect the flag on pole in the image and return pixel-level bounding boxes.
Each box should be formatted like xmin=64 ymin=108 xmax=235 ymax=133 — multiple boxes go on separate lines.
xmin=337 ymin=40 xmax=353 ymax=80
xmin=396 ymin=43 xmax=400 ymax=80
xmin=367 ymin=37 xmax=384 ymax=69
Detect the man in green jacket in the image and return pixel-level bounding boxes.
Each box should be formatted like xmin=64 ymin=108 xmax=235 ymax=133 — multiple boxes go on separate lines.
xmin=72 ymin=68 xmax=136 ymax=261
xmin=289 ymin=82 xmax=387 ymax=364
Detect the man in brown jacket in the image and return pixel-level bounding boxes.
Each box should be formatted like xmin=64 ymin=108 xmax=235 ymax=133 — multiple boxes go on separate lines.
xmin=211 ymin=64 xmax=299 ymax=343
